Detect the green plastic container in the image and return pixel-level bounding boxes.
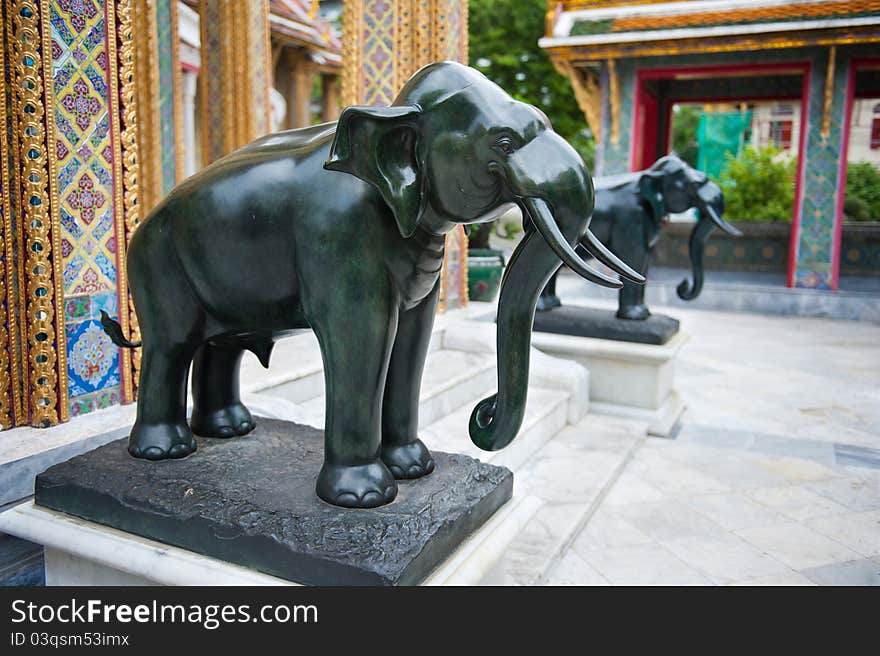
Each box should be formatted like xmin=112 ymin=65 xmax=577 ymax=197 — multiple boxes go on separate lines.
xmin=467 ymin=248 xmax=506 ymax=302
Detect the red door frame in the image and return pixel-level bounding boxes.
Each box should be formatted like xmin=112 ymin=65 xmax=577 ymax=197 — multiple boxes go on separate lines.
xmin=835 ymin=57 xmax=880 ymax=289
xmin=630 ymin=63 xmax=811 ymax=288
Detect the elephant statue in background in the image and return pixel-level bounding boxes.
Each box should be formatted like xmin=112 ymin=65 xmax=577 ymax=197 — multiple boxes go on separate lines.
xmin=538 ymin=154 xmax=741 ymax=320
xmin=101 ymin=61 xmax=643 ymax=509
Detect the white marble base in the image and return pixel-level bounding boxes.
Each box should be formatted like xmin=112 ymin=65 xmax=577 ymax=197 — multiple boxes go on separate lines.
xmin=531 ymin=331 xmax=689 ymax=437
xmin=0 ymin=496 xmax=540 ymax=586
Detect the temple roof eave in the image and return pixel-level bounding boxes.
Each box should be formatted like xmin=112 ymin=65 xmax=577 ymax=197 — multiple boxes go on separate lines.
xmin=542 ymin=0 xmax=880 ymax=61
xmin=541 ymin=24 xmax=880 ymax=62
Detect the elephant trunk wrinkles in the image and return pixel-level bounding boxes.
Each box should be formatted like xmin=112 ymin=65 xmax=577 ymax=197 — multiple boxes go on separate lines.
xmin=677 ymin=213 xmax=715 ymax=301
xmin=469 ymin=230 xmax=560 ymax=451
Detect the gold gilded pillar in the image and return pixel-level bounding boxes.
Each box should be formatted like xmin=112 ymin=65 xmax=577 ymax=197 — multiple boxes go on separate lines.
xmin=3 ymin=0 xmax=69 ymax=427
xmin=200 ymin=0 xmax=273 ymax=164
xmin=341 ymin=0 xmax=470 ymax=310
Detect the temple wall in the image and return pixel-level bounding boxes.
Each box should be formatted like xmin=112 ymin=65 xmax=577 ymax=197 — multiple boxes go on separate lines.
xmin=342 ymin=0 xmax=470 ymax=311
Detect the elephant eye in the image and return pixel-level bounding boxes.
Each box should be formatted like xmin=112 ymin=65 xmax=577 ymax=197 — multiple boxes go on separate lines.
xmin=494 ymin=136 xmax=515 ymax=156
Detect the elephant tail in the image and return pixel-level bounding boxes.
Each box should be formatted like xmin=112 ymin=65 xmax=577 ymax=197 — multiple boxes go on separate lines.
xmin=100 ymin=310 xmax=142 ymax=348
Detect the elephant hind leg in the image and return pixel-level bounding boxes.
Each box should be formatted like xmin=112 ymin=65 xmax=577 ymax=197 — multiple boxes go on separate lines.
xmin=129 ymin=340 xmax=199 ymax=460
xmin=190 ymin=343 xmax=255 ymax=438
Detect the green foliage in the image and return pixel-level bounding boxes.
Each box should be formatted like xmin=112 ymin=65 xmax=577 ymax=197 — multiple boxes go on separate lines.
xmin=844 ymin=161 xmax=880 ymax=221
xmin=671 ymin=105 xmax=701 ymax=168
xmin=469 ymin=0 xmax=595 ymax=167
xmin=716 ymin=145 xmax=796 ymax=222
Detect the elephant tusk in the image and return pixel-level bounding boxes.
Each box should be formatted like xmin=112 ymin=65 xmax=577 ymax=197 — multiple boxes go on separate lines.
xmin=579 ymin=231 xmax=646 ymax=284
xmin=523 ymin=198 xmax=623 ymax=289
xmin=703 ymin=203 xmax=742 ymax=237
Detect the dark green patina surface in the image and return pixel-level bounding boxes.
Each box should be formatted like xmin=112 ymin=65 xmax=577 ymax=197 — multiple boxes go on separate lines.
xmin=102 ymin=62 xmax=641 ymax=508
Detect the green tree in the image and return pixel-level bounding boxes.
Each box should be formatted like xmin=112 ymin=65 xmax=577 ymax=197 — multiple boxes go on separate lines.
xmin=469 ymin=0 xmax=594 ymax=167
xmin=671 ymin=104 xmax=700 ymax=168
xmin=716 ymin=144 xmax=796 ymax=222
xmin=844 ymin=161 xmax=880 ymax=221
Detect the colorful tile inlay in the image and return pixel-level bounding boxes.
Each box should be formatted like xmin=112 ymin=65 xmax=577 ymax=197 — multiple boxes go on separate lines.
xmin=51 ymin=0 xmax=122 ymax=415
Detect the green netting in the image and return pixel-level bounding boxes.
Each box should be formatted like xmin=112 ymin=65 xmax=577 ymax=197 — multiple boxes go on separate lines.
xmin=696 ymin=111 xmax=753 ymax=179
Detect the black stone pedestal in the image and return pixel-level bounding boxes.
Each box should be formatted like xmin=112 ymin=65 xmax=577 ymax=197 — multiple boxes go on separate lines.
xmin=533 ymin=305 xmax=680 ymax=345
xmin=34 ymin=418 xmax=512 ymax=586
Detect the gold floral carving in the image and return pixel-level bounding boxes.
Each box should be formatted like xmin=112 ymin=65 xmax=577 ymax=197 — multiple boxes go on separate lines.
xmin=555 ymin=59 xmax=602 ymax=142
xmin=13 ymin=0 xmax=62 ymax=426
xmin=3 ymin=5 xmax=25 ymax=426
xmin=341 ymin=0 xmax=362 ymax=107
xmin=0 ymin=20 xmax=14 ymax=429
xmin=548 ymin=29 xmax=880 ymax=62
xmin=117 ymin=0 xmax=142 ymax=395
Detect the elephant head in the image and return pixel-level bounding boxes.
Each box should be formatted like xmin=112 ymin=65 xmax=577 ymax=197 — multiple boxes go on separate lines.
xmin=637 ymin=155 xmax=741 ymax=301
xmin=325 ymin=61 xmax=643 ymax=452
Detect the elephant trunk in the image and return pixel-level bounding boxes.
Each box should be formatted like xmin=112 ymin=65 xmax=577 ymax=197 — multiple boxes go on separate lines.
xmin=677 ymin=211 xmax=716 ymax=300
xmin=469 ymin=229 xmax=559 ymax=451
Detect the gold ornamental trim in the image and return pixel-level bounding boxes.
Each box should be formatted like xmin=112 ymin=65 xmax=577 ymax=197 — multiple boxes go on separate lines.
xmin=134 ymin=0 xmax=163 ymax=213
xmin=822 ymin=46 xmax=837 ymax=141
xmin=13 ymin=0 xmax=62 ymax=427
xmin=612 ymin=1 xmax=880 ymax=33
xmin=0 ymin=18 xmax=14 ymax=429
xmin=554 ymin=59 xmax=603 ymax=143
xmin=547 ymin=28 xmax=880 ymax=62
xmin=117 ymin=0 xmax=143 ymax=395
xmin=108 ymin=0 xmax=135 ymax=401
xmin=341 ymin=0 xmax=362 ymax=107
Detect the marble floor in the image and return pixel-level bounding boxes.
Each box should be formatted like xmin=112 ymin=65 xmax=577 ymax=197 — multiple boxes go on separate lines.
xmin=545 ymin=279 xmax=880 ymax=585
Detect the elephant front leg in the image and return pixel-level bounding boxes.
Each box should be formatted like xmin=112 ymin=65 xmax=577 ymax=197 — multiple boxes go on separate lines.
xmin=617 ymin=278 xmax=651 ymax=320
xmin=190 ymin=344 xmax=255 ymax=438
xmin=310 ymin=292 xmax=400 ymax=509
xmin=380 ymin=282 xmax=439 ymax=479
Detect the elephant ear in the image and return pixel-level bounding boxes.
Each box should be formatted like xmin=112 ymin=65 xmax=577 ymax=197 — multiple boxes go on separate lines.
xmin=325 ymin=105 xmax=425 ymax=238
xmin=637 ymin=169 xmax=667 ymax=225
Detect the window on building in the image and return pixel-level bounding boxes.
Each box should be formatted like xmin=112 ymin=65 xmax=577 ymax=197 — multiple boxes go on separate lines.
xmin=769 ymin=120 xmax=793 ymax=149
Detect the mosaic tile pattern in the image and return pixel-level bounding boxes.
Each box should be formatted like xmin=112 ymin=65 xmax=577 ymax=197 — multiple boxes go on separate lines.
xmin=792 ymin=48 xmax=850 ymax=290
xmin=50 ymin=0 xmax=122 ymax=416
xmin=361 ymin=0 xmax=396 ymax=106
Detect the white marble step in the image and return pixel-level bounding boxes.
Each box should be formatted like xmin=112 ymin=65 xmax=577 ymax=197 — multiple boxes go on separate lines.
xmin=421 ymin=386 xmax=570 ymax=474
xmin=297 ymin=349 xmax=497 ymax=429
xmin=500 ymin=414 xmax=645 ymax=586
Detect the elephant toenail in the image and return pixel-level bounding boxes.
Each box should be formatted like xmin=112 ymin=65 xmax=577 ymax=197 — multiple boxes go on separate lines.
xmin=143 ymin=446 xmax=166 ymax=460
xmin=360 ymin=492 xmax=383 ymax=507
xmin=334 ymin=493 xmax=359 ymax=508
xmin=236 ymin=421 xmax=254 ymax=435
xmin=425 ymin=459 xmax=435 ymax=474
xmin=128 ymin=445 xmax=141 ymax=457
xmin=388 ymin=465 xmax=404 ymax=478
xmin=216 ymin=426 xmax=234 ymax=438
xmin=407 ymin=465 xmax=422 ymax=477
xmin=168 ymin=444 xmax=192 ymax=458
xmin=383 ymin=486 xmax=397 ymax=501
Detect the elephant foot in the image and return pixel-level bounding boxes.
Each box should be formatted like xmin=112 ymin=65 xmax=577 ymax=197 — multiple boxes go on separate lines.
xmin=316 ymin=460 xmax=398 ymax=508
xmin=535 ymin=294 xmax=562 ymax=312
xmin=381 ymin=439 xmax=435 ymax=479
xmin=616 ymin=304 xmax=651 ymax=321
xmin=191 ymin=402 xmax=255 ymax=438
xmin=128 ymin=421 xmax=196 ymax=460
